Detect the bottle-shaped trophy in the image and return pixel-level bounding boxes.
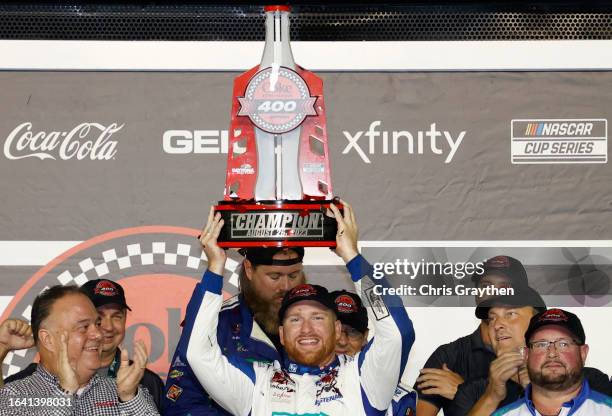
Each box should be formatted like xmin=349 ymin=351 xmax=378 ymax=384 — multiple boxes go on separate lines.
xmin=215 ymin=5 xmax=340 ymax=248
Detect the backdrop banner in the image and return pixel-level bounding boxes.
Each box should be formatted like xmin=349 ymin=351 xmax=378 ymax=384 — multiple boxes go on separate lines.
xmin=1 ymin=71 xmax=610 ymax=381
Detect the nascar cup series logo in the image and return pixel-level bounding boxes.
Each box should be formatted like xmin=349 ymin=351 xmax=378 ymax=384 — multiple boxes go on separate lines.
xmin=238 ymin=67 xmax=317 ymax=134
xmin=230 ymin=211 xmax=324 ymax=239
xmin=511 ymin=119 xmax=607 ymax=164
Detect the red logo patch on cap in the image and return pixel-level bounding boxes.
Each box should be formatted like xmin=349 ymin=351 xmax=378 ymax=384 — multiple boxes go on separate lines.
xmin=94 ymin=280 xmax=117 ymax=297
xmin=539 ymin=308 xmax=568 ymax=322
xmin=486 ymin=256 xmax=510 ymax=269
xmin=289 ymin=284 xmax=316 ymax=300
xmin=335 ymin=294 xmax=358 ymax=313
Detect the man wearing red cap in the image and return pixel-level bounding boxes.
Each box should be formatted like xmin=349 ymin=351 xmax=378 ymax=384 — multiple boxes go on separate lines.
xmin=181 ymin=201 xmax=414 ymax=414
xmin=2 ymin=279 xmax=164 ymax=410
xmin=0 ymin=285 xmax=157 ymax=415
xmin=330 ymin=289 xmax=417 ymax=416
xmin=163 ymin=216 xmax=307 ymax=414
xmin=494 ymin=308 xmax=612 ymax=415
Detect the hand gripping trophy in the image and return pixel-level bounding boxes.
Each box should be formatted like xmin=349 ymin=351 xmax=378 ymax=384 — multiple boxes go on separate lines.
xmin=215 ymin=5 xmax=341 ymax=247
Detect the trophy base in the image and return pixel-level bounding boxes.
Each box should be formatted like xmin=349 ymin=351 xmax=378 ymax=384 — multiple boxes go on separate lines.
xmin=214 ymin=200 xmax=341 ymax=248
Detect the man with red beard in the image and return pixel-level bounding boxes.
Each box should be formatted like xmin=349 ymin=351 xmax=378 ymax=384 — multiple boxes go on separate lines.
xmin=163 ymin=207 xmax=306 ymax=415
xmin=183 ymin=201 xmax=414 ymax=415
xmin=494 ymin=309 xmax=612 ymax=416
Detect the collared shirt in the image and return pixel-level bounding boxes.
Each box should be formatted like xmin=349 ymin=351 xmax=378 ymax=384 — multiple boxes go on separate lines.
xmin=0 ymin=364 xmax=159 ymax=415
xmin=448 ymin=367 xmax=612 ymax=416
xmin=415 ymin=326 xmax=495 ymax=411
xmin=493 ymin=380 xmax=612 ymax=416
xmin=4 ymin=349 xmax=164 ymax=411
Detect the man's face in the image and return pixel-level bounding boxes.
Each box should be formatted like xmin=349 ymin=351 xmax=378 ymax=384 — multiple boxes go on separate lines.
xmin=527 ymin=326 xmax=588 ymax=391
xmin=280 ymin=300 xmax=340 ymax=367
xmin=476 ymin=273 xmax=513 ymax=304
xmin=47 ymin=294 xmax=102 ymax=383
xmin=97 ymin=304 xmax=126 ymax=356
xmin=488 ymin=306 xmax=534 ymax=354
xmin=335 ymin=324 xmax=367 ymax=356
xmin=243 ymin=250 xmax=305 ymax=334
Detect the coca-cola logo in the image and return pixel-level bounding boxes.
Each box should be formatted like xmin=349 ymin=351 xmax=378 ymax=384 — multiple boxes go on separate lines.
xmin=3 ymin=122 xmax=123 ymax=161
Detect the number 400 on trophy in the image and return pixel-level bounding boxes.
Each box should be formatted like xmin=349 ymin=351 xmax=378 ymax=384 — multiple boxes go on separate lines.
xmin=215 ymin=5 xmax=341 ymax=248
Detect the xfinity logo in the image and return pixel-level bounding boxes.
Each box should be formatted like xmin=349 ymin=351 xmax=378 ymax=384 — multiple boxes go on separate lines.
xmin=342 ymin=121 xmax=465 ymax=164
xmin=4 ymin=122 xmax=122 ymax=161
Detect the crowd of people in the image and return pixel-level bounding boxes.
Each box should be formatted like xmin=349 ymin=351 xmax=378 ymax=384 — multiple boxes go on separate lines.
xmin=0 ymin=201 xmax=611 ymax=415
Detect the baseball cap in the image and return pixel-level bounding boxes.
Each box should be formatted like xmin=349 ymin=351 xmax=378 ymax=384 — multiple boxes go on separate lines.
xmin=525 ymin=308 xmax=586 ymax=345
xmin=330 ymin=290 xmax=368 ymax=334
xmin=240 ymin=247 xmax=304 ymax=266
xmin=279 ymin=284 xmax=336 ymax=322
xmin=80 ymin=279 xmax=132 ymax=311
xmin=475 ymin=285 xmax=546 ymax=319
xmin=472 ymin=255 xmax=529 ymax=287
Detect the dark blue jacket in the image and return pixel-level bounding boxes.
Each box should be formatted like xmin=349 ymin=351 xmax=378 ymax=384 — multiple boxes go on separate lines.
xmin=162 ymin=292 xmax=280 ymax=415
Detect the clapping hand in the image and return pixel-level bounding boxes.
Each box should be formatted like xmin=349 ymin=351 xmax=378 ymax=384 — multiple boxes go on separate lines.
xmin=116 ymin=340 xmax=148 ymax=402
xmin=198 ymin=206 xmax=227 ymax=275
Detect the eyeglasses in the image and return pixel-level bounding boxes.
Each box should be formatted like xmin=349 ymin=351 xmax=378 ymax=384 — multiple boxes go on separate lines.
xmin=528 ymin=339 xmax=579 ymax=352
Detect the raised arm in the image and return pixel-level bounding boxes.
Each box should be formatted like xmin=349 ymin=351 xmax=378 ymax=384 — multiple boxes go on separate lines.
xmin=184 ymin=208 xmax=256 ymax=416
xmin=0 ymin=319 xmax=34 ymax=388
xmin=329 ymin=201 xmax=415 ymax=411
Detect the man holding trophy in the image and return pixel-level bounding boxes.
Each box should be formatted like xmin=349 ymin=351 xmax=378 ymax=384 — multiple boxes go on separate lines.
xmin=164 ymin=5 xmax=415 ymax=415
xmin=183 ymin=202 xmax=414 ymax=415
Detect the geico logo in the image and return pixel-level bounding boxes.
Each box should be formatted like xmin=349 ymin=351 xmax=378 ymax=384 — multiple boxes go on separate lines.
xmin=163 ymin=130 xmax=242 ymax=154
xmin=342 ymin=121 xmax=466 ymax=164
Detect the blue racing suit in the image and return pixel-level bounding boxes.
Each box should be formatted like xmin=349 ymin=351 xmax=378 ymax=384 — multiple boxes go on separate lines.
xmin=184 ymin=254 xmax=415 ymax=415
xmin=387 ymin=383 xmax=417 ymax=416
xmin=493 ymin=380 xmax=612 ymax=416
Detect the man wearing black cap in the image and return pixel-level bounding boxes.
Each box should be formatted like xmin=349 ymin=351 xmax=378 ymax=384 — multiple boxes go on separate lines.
xmin=163 ymin=207 xmax=306 ymax=415
xmin=494 ymin=309 xmax=612 ymax=415
xmin=330 ymin=290 xmax=369 ymax=356
xmin=3 ymin=279 xmax=164 ymax=410
xmin=450 ymin=293 xmax=612 ymax=415
xmin=181 ymin=202 xmax=414 ymax=414
xmin=331 ymin=290 xmax=417 ymax=416
xmin=416 ymin=255 xmax=530 ymax=416
xmin=447 ymin=285 xmax=546 ymax=415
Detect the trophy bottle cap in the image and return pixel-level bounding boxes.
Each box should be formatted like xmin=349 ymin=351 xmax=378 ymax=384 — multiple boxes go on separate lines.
xmin=264 ymin=5 xmax=291 ymax=12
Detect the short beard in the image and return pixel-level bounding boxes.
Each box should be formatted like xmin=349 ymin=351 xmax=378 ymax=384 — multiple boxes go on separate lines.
xmin=284 ymin=341 xmax=335 ymax=367
xmin=529 ymin=363 xmax=583 ymax=391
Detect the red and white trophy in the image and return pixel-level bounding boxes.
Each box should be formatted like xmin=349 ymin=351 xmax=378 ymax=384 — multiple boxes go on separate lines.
xmin=215 ymin=5 xmax=340 ymax=248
